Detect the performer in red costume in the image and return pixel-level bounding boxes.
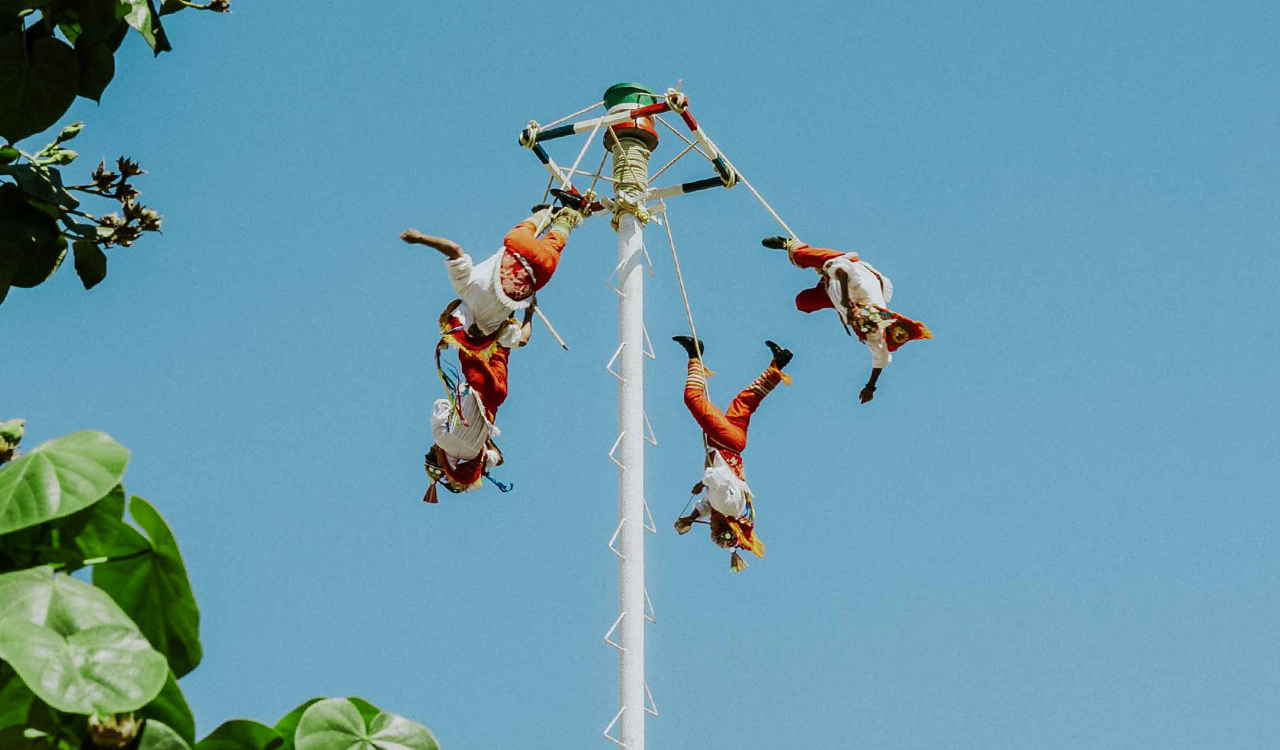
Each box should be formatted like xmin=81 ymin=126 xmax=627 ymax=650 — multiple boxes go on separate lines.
xmin=763 ymin=235 xmax=931 ymax=404
xmin=400 ymin=191 xmax=589 ymax=499
xmin=671 ymin=336 xmax=792 ymax=572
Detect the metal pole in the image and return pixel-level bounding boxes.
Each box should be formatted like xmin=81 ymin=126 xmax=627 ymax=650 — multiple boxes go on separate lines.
xmin=605 ymin=82 xmax=660 ymax=750
xmin=616 ymin=210 xmax=646 ymax=750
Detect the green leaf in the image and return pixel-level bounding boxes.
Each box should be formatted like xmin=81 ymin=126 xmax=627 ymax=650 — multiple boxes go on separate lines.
xmin=1 ymin=162 xmax=80 ymax=207
xmin=48 ymin=483 xmax=129 ymax=563
xmin=294 ymin=699 xmax=439 ymax=750
xmin=58 ymin=23 xmax=81 ymax=46
xmin=71 ymin=238 xmax=105 ymax=289
xmin=140 ymin=670 xmax=195 ymax=746
xmin=0 ymin=33 xmax=80 ymax=143
xmin=74 ymin=37 xmax=113 ymax=101
xmin=195 ymin=720 xmax=283 ymax=750
xmin=0 ymin=661 xmax=39 ymax=732
xmin=93 ymin=496 xmax=201 ymax=677
xmin=0 ymin=619 xmax=167 ymax=714
xmin=0 ymin=182 xmax=67 ymax=291
xmin=345 ymin=697 xmax=380 ymax=729
xmin=273 ymin=698 xmax=322 ymax=750
xmin=122 ymin=0 xmax=170 ymax=54
xmin=0 ymin=145 xmax=17 ymax=164
xmin=139 ymin=719 xmax=192 ymax=750
xmin=0 ymin=430 xmax=129 ymax=535
xmin=78 ymin=0 xmax=127 ymax=44
xmin=0 ymin=566 xmax=136 ymax=634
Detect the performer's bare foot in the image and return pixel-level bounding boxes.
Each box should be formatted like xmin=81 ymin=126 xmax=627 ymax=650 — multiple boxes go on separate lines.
xmin=859 ymin=384 xmax=876 ymax=404
xmin=400 ymin=228 xmax=430 ymax=244
xmin=672 ymin=335 xmax=706 ymax=359
xmin=765 ymin=340 xmax=793 ymax=369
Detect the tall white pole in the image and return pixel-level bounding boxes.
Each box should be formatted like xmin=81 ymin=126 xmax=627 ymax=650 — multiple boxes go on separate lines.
xmin=603 ymin=82 xmax=660 ymax=750
xmin=616 ymin=209 xmax=646 ymax=750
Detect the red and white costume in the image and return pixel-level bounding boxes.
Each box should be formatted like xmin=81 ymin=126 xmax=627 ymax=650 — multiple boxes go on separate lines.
xmin=681 ymin=357 xmax=788 ymax=563
xmin=788 ymin=243 xmax=930 ymax=365
xmin=427 ymin=210 xmax=577 ymax=494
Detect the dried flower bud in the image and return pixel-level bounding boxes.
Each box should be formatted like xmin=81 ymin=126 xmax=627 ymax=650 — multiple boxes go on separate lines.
xmin=99 ymin=213 xmax=125 ymax=228
xmin=123 ymin=199 xmax=144 ymax=221
xmin=138 ymin=207 xmax=163 ymax=232
xmin=114 ymin=225 xmax=142 ymax=247
xmin=116 ymin=156 xmax=144 ymax=178
xmin=116 ymin=181 xmax=140 ymax=202
xmin=88 ymin=713 xmax=143 ymax=749
xmin=92 ymin=160 xmax=118 ymax=190
xmin=210 ymin=0 xmax=230 ymax=10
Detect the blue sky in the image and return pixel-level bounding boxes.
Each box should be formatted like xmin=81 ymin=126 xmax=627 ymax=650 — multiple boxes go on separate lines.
xmin=6 ymin=1 xmax=1280 ymax=748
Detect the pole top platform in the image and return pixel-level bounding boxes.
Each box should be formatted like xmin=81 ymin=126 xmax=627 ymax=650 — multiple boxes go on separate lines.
xmin=603 ymin=83 xmax=660 ymax=110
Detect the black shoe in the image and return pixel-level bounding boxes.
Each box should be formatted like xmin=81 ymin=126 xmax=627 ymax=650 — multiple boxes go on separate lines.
xmin=672 ymin=335 xmax=706 ymax=359
xmin=549 ymin=188 xmax=586 ymax=212
xmin=765 ymin=340 xmax=792 ymax=369
xmin=761 ymin=236 xmax=790 ymax=250
xmin=530 ymin=202 xmax=551 ymax=213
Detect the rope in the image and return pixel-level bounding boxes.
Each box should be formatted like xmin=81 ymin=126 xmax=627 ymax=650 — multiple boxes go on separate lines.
xmin=609 ymin=133 xmax=653 ymax=230
xmin=542 ymin=101 xmax=604 ymax=130
xmin=715 ymin=148 xmax=798 ymax=240
xmin=660 ymin=199 xmax=712 ymax=458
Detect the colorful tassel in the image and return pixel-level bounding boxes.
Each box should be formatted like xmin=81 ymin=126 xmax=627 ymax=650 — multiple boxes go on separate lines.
xmin=730 ymin=551 xmax=747 ymax=572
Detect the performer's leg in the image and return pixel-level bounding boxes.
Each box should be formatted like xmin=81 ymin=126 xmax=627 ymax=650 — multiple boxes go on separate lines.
xmin=458 ymin=346 xmax=511 ymax=419
xmin=788 ymin=244 xmax=850 ymax=269
xmin=503 ymin=208 xmax=581 ymax=291
xmin=723 ymin=355 xmax=790 ymax=442
xmin=682 ymin=358 xmax=747 ymax=453
xmin=795 ymin=282 xmax=834 ymax=313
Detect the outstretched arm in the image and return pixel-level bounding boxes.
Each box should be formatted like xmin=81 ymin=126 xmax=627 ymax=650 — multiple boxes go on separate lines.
xmin=400 ymin=229 xmax=464 ymax=260
xmin=860 ymin=367 xmax=882 ymax=404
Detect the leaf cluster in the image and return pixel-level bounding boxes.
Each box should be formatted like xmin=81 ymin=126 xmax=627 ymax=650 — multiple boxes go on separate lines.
xmin=0 ymin=0 xmax=228 ymax=305
xmin=0 ymin=424 xmax=439 ymax=750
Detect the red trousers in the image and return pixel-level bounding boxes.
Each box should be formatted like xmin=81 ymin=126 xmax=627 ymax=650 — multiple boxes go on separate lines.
xmin=458 ymin=345 xmax=510 ymax=421
xmin=503 ymin=221 xmax=567 ymax=293
xmin=789 ymin=244 xmax=854 ymax=314
xmin=683 ymin=370 xmax=779 ymax=454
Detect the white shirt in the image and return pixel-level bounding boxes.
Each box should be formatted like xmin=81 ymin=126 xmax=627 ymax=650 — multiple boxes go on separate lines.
xmin=693 ymin=450 xmax=752 ymax=520
xmin=430 ymin=389 xmax=499 ymax=467
xmin=822 ymin=255 xmax=894 ymax=369
xmin=445 ymin=251 xmax=527 ymax=347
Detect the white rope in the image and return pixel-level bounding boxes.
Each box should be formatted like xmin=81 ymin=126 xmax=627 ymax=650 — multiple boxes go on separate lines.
xmin=715 ymin=147 xmax=798 ymax=239
xmin=654 ymin=115 xmax=711 ymax=160
xmin=542 ymin=101 xmax=605 ymax=130
xmin=650 ymin=141 xmax=698 ymax=183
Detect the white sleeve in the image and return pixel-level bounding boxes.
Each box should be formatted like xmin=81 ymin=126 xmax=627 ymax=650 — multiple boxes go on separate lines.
xmin=445 ymin=253 xmax=475 ymax=296
xmin=692 ymin=496 xmax=711 ymax=519
xmin=867 ymin=330 xmax=892 ymax=369
xmin=496 ymin=320 xmax=523 ymax=349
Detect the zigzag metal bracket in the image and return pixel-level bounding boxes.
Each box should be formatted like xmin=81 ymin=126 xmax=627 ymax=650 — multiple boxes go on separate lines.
xmin=608 ymin=431 xmax=626 ymax=469
xmin=644 ymin=587 xmax=656 ymax=623
xmin=642 ymin=411 xmax=657 ymax=445
xmin=641 ymin=326 xmax=656 ymax=360
xmin=604 ymin=611 xmax=626 ymax=652
xmin=644 ymin=681 xmax=659 ymax=717
xmin=606 ymin=343 xmax=626 ymax=382
xmin=642 ymin=499 xmax=657 ymax=534
xmin=608 ymin=517 xmax=626 ymax=560
xmin=603 ymin=707 xmax=626 ymax=748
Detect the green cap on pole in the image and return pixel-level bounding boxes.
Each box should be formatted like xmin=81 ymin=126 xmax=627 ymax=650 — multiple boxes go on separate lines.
xmin=603 ymin=83 xmax=660 ymax=109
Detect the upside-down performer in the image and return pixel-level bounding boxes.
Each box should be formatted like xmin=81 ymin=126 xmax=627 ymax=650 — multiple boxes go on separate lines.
xmin=400 ymin=190 xmax=588 ymax=501
xmin=763 ymin=236 xmax=932 ymax=404
xmin=671 ymin=336 xmax=792 ymax=572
